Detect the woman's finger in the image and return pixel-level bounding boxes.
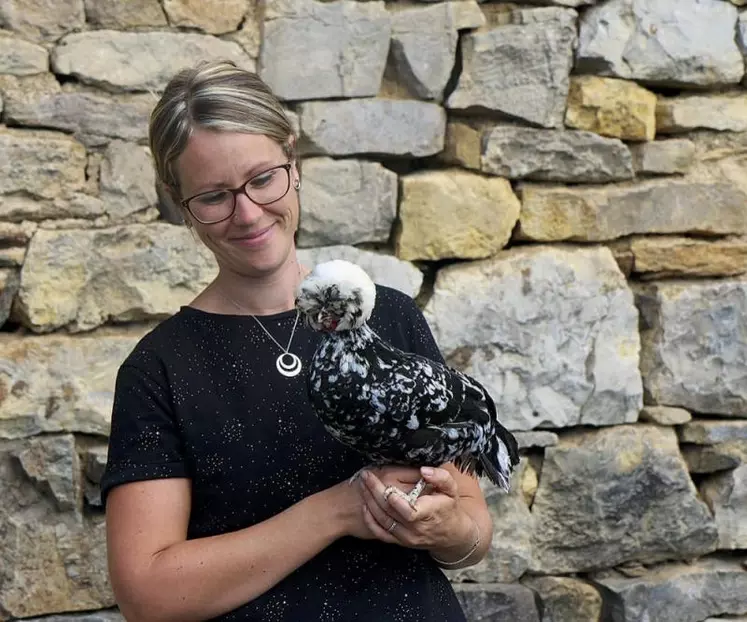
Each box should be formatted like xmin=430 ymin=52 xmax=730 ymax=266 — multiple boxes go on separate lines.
xmin=361 ymin=504 xmax=398 ymax=544
xmin=360 ymin=480 xmax=399 ymax=530
xmin=363 ymin=470 xmax=420 ymax=524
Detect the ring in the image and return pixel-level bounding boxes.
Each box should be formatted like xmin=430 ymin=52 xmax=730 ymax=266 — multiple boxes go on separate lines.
xmin=387 ymin=520 xmax=398 ymax=534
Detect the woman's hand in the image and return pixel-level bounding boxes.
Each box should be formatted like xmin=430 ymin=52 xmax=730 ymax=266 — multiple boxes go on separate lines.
xmin=357 ymin=466 xmax=475 ymax=553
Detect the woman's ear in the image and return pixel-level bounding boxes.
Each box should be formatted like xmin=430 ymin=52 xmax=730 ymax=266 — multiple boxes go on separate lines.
xmin=156 ymin=180 xmax=191 ymax=228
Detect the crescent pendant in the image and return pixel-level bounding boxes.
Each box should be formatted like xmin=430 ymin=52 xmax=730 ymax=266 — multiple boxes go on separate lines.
xmin=276 ymin=353 xmax=302 ymax=377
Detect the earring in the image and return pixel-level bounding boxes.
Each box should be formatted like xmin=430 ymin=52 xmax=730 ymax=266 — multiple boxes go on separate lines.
xmin=293 ymin=179 xmax=301 ymax=190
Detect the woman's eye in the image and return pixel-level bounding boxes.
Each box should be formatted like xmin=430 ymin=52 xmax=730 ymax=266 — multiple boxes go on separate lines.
xmin=250 ymin=171 xmax=276 ymax=188
xmin=196 ymin=191 xmax=230 ymax=205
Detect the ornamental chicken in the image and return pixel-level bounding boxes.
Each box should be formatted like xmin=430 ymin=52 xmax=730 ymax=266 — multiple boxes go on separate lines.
xmin=295 ymin=259 xmax=520 ymax=506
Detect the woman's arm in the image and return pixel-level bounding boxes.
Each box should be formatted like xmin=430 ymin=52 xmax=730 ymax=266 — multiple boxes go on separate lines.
xmin=107 ymin=476 xmax=367 ymax=622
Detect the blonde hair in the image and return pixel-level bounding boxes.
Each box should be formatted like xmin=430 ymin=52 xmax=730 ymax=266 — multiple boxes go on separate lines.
xmin=149 ymin=60 xmax=296 ymax=193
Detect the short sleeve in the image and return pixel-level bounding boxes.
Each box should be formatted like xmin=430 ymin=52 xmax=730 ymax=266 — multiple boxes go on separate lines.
xmin=100 ymin=360 xmax=189 ymax=506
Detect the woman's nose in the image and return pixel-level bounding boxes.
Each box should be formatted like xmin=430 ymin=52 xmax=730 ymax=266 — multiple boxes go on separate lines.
xmin=232 ymin=191 xmax=263 ymax=225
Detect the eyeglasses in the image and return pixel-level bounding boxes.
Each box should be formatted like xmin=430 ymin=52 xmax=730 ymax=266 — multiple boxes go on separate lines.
xmin=180 ymin=163 xmax=292 ymax=224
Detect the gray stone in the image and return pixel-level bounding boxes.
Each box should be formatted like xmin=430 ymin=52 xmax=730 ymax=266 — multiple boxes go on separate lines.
xmin=100 ymin=140 xmax=158 ymax=221
xmin=447 ymin=461 xmax=533 ymax=583
xmin=453 ymin=583 xmax=541 ymax=622
xmin=522 ymin=576 xmax=603 ymax=622
xmin=0 ymin=0 xmax=85 ymax=39
xmin=577 ymin=0 xmax=744 ymax=88
xmin=16 ymin=224 xmax=218 ymax=333
xmin=0 ymin=328 xmax=147 ymax=439
xmin=593 ymin=557 xmax=747 ymax=622
xmin=0 ymin=34 xmax=48 ymax=75
xmin=0 ymin=194 xmax=107 ymax=224
xmin=297 ymin=158 xmax=397 ymax=247
xmin=701 ymin=464 xmax=747 ymax=548
xmin=85 ymin=445 xmax=108 ymax=484
xmin=657 ymin=93 xmax=747 ymax=133
xmin=0 ymin=127 xmax=87 ymax=203
xmin=514 ymin=431 xmax=559 ymax=450
xmin=481 ymin=126 xmax=634 ymax=183
xmin=14 ymin=434 xmax=79 ymax=512
xmin=0 ymin=221 xmax=36 ymax=267
xmin=390 ymin=3 xmax=458 ymax=100
xmin=0 ymin=268 xmax=19 ymax=326
xmin=630 ymin=139 xmax=696 ymax=175
xmin=0 ymin=74 xmax=153 ymax=145
xmin=260 ymin=0 xmax=390 ymax=101
xmin=682 ymin=441 xmax=747 ymax=474
xmin=531 ymin=425 xmax=718 ymax=574
xmin=22 ymin=612 xmax=124 ymax=622
xmin=51 ymin=30 xmax=255 ymax=93
xmin=679 ymin=420 xmax=747 ymax=445
xmin=84 ymin=0 xmax=167 ymax=28
xmin=637 ymin=280 xmax=747 ymax=417
xmin=447 ymin=8 xmax=577 ymax=128
xmin=297 ymin=246 xmax=423 ymax=298
xmin=299 ymin=99 xmax=446 ymax=157
xmin=424 ymin=246 xmax=642 ymax=431
xmin=639 ymin=405 xmax=692 ymax=425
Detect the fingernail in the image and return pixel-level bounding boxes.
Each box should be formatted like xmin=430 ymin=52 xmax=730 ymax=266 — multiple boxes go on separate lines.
xmin=361 ymin=470 xmax=370 ymax=481
xmin=421 ymin=467 xmax=434 ymax=476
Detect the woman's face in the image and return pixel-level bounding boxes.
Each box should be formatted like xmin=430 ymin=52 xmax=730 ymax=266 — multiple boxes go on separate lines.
xmin=175 ymin=128 xmax=300 ymax=278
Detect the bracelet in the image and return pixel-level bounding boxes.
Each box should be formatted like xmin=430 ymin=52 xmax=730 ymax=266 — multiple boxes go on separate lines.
xmin=429 ymin=520 xmax=481 ymax=568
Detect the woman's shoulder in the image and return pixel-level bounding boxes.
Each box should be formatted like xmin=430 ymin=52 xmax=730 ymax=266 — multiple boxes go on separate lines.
xmin=372 ymin=284 xmax=421 ymax=320
xmin=119 ymin=307 xmax=197 ymax=372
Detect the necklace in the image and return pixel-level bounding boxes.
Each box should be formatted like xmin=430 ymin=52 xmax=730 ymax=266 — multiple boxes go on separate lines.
xmin=219 ymin=290 xmax=303 ymax=378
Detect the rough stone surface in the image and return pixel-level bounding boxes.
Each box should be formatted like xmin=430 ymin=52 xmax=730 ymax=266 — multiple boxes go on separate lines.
xmin=389 ymin=3 xmax=458 ymax=100
xmin=0 ymin=328 xmax=147 ymax=439
xmin=593 ymin=557 xmax=747 ymax=622
xmin=701 ymin=464 xmax=747 ymax=549
xmin=630 ymin=139 xmax=696 ymax=175
xmin=296 ymin=158 xmax=397 ymax=247
xmin=396 ymin=169 xmax=520 ymax=261
xmin=23 ymin=613 xmax=124 ymax=622
xmin=0 ymin=74 xmax=153 ymax=145
xmin=531 ymin=425 xmax=718 ymax=574
xmin=629 ymin=236 xmax=747 ymax=278
xmin=518 ymin=173 xmax=747 ymax=242
xmin=0 ymin=34 xmax=48 ymax=75
xmin=514 ymin=431 xmax=559 ymax=450
xmin=565 ymin=75 xmax=657 ymax=141
xmin=424 ymin=246 xmax=642 ymax=431
xmin=0 ymin=221 xmax=36 ymax=267
xmin=657 ymin=93 xmax=747 ymax=133
xmin=453 ymin=584 xmax=541 ymax=622
xmin=16 ymin=224 xmax=218 ymax=333
xmin=84 ymin=0 xmax=167 ymax=28
xmin=682 ymin=441 xmax=747 ymax=474
xmin=99 ymin=141 xmax=158 ymax=221
xmin=0 ymin=268 xmax=20 ymax=326
xmin=163 ymin=0 xmax=246 ymax=34
xmin=639 ymin=405 xmax=692 ymax=425
xmin=481 ymin=126 xmax=634 ymax=183
xmin=51 ymin=31 xmax=255 ymax=93
xmin=260 ymin=0 xmax=391 ymax=100
xmin=637 ymin=279 xmax=747 ymax=417
xmin=577 ymin=0 xmax=745 ymax=88
xmin=0 ymin=128 xmax=87 ymax=203
xmin=522 ymin=576 xmax=603 ymax=622
xmin=447 ymin=7 xmax=577 ymax=128
xmin=299 ymin=99 xmax=445 ymax=157
xmin=0 ymin=0 xmax=85 ymax=39
xmin=14 ymin=434 xmax=79 ymax=512
xmin=296 ymin=246 xmax=423 ymax=298
xmin=679 ymin=420 xmax=747 ymax=445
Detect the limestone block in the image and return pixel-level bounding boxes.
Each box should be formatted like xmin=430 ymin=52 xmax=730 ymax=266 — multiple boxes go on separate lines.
xmin=396 ymin=169 xmax=519 ymax=261
xmin=577 ymin=0 xmax=744 ymax=88
xmin=297 ymin=245 xmax=423 ymax=298
xmin=481 ymin=125 xmax=634 ymax=183
xmin=299 ymin=99 xmax=445 ymax=157
xmin=637 ymin=279 xmax=747 ymax=417
xmin=678 ymin=420 xmax=747 ymax=445
xmin=514 ymin=431 xmax=559 ymax=450
xmin=701 ymin=465 xmax=747 ymax=549
xmin=630 ymin=139 xmax=695 ymax=175
xmin=52 ymin=31 xmax=255 ymax=93
xmin=0 ymin=269 xmax=19 ymax=326
xmin=657 ymin=93 xmax=747 ymax=133
xmin=531 ymin=425 xmax=717 ymax=574
xmin=260 ymin=0 xmax=390 ymax=100
xmin=22 ymin=612 xmax=124 ymax=622
xmin=522 ymin=576 xmax=603 ymax=622
xmin=593 ymin=558 xmax=747 ymax=622
xmin=84 ymin=0 xmax=167 ymax=28
xmin=0 ymin=222 xmax=36 ymax=267
xmin=683 ymin=441 xmax=747 ymax=474
xmin=163 ymin=0 xmax=247 ymax=34
xmin=630 ymin=236 xmax=747 ymax=279
xmin=296 ymin=158 xmax=397 ymax=247
xmin=423 ymin=246 xmax=642 ymax=431
xmin=99 ymin=141 xmax=158 ymax=221
xmin=447 ymin=7 xmax=577 ymax=128
xmin=639 ymin=405 xmax=692 ymax=425
xmin=453 ymin=584 xmax=541 ymax=622
xmin=0 ymin=0 xmax=85 ymax=39
xmin=565 ymin=75 xmax=657 ymax=141
xmin=0 ymin=33 xmax=48 ymax=75
xmin=16 ymin=224 xmax=218 ymax=333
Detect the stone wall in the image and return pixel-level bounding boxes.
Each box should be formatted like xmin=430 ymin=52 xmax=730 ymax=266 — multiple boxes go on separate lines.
xmin=1 ymin=0 xmax=746 ymax=621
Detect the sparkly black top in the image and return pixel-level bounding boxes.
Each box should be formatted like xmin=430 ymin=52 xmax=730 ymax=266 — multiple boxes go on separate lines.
xmin=101 ymin=285 xmax=467 ymax=622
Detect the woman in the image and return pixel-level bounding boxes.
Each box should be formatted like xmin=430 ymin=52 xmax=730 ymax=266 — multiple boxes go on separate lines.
xmin=101 ymin=60 xmax=494 ymax=622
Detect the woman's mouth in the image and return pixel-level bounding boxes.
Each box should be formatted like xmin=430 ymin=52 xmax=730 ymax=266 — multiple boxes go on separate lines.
xmin=230 ymin=224 xmax=275 ymax=248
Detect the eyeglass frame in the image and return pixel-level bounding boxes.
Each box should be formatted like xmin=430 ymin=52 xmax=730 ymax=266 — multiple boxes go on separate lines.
xmin=179 ymin=162 xmax=294 ymax=225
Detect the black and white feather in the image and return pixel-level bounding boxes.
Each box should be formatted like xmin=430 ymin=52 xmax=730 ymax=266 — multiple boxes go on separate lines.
xmin=296 ymin=260 xmax=520 ymax=496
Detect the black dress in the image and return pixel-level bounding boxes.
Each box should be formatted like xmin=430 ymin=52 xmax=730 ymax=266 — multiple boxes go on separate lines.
xmin=101 ymin=285 xmax=468 ymax=622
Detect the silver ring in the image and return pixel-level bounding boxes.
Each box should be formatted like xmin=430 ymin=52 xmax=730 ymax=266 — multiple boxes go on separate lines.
xmin=387 ymin=520 xmax=398 ymax=534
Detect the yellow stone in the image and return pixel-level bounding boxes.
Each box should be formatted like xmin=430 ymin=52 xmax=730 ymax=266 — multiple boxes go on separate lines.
xmin=163 ymin=0 xmax=247 ymax=34
xmin=565 ymin=75 xmax=657 ymax=141
xmin=630 ymin=235 xmax=747 ymax=278
xmin=441 ymin=120 xmax=483 ymax=170
xmin=396 ymin=169 xmax=520 ymax=261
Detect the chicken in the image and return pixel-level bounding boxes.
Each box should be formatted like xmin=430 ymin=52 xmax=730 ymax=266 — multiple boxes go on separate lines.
xmin=295 ymin=259 xmax=520 ymax=506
